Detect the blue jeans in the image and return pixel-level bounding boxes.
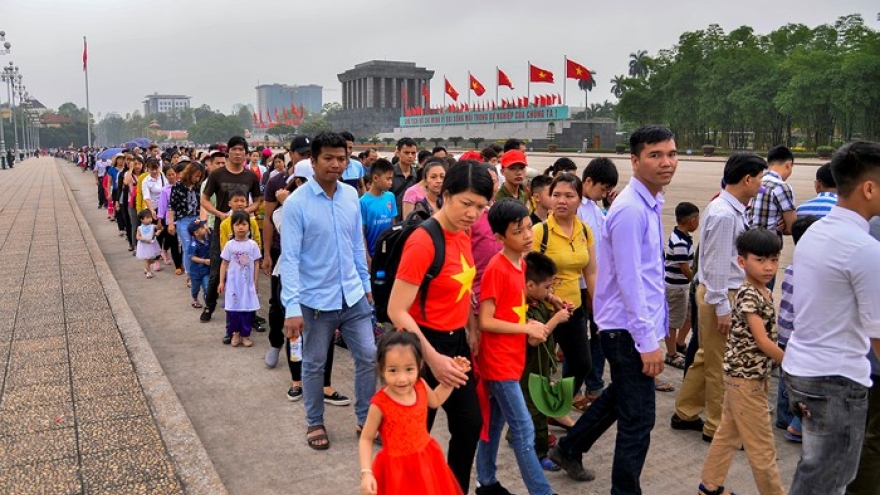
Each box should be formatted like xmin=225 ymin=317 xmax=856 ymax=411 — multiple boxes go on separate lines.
xmin=476 ymin=380 xmax=553 ymax=495
xmin=785 ymin=373 xmax=869 ymax=495
xmin=301 ymin=297 xmax=376 ymax=427
xmin=190 ymin=273 xmax=209 ymax=302
xmin=559 ymin=330 xmax=656 ymax=495
xmin=175 ymin=216 xmax=196 ymax=275
xmin=775 ymin=340 xmax=794 ymax=428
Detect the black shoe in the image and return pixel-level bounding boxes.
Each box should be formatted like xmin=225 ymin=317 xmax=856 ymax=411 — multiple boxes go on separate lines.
xmin=222 ymin=334 xmax=232 ymax=345
xmin=671 ymin=413 xmax=704 ymax=432
xmin=286 ymin=386 xmax=303 ymax=402
xmin=547 ymin=447 xmax=595 ymax=482
xmin=702 ymin=433 xmax=713 ymax=443
xmin=475 ymin=481 xmax=516 ymax=495
xmin=323 ymin=391 xmax=351 ymax=406
xmin=252 ymin=321 xmax=266 ymax=332
xmin=200 ymin=307 xmax=213 ymax=322
xmin=253 ymin=314 xmax=266 ymax=325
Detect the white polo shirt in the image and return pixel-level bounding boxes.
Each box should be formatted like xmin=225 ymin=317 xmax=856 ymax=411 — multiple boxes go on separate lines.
xmin=783 ymin=206 xmax=880 ymax=387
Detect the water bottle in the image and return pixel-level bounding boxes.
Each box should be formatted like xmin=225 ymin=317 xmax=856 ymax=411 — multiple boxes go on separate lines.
xmin=289 ymin=337 xmax=302 ymax=362
xmin=374 ymin=270 xmax=386 ymax=287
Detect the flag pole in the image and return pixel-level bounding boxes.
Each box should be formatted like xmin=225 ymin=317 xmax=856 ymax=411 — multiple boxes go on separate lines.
xmin=563 ymin=56 xmax=568 ymax=107
xmin=467 ymin=71 xmax=472 ymax=111
xmin=526 ymin=61 xmax=531 ymax=107
xmin=83 ymin=36 xmax=92 ymax=150
xmin=495 ymin=66 xmax=499 ymax=108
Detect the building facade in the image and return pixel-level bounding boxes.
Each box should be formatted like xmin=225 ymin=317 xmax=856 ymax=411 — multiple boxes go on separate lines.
xmin=143 ymin=94 xmax=191 ymax=116
xmin=256 ymin=84 xmax=323 ymax=119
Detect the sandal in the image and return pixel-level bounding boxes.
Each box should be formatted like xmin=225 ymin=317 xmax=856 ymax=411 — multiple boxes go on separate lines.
xmin=192 ymin=301 xmax=203 ymax=309
xmin=698 ymin=483 xmax=737 ymax=495
xmin=655 ymin=380 xmax=675 ymax=392
xmin=665 ymin=353 xmax=687 ymax=370
xmin=306 ymin=425 xmax=330 ymax=450
xmin=186 ymin=278 xmax=192 ymax=288
xmin=572 ymin=395 xmax=591 ymax=413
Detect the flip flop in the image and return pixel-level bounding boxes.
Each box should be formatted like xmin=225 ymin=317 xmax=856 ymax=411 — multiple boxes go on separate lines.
xmin=307 ymin=425 xmax=330 ymax=450
xmin=655 ymin=380 xmax=675 ymax=392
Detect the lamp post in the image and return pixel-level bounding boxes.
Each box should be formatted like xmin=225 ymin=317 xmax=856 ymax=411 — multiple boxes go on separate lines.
xmin=1 ymin=62 xmax=19 ymax=165
xmin=0 ymin=31 xmax=10 ymax=169
xmin=20 ymin=92 xmax=29 ymax=154
xmin=15 ymin=80 xmax=27 ymax=157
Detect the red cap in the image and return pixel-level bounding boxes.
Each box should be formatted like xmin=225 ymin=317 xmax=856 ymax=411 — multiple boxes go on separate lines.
xmin=500 ymin=150 xmax=528 ymax=168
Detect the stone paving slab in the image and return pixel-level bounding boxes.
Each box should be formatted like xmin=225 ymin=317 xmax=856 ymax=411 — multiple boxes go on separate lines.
xmin=60 ymin=153 xmax=820 ymax=494
xmin=0 ymin=159 xmax=226 ymax=495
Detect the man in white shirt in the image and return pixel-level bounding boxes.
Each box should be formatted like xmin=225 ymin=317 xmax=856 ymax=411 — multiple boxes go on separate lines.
xmin=672 ymin=153 xmax=766 ymax=441
xmin=783 ymin=141 xmax=880 ymax=495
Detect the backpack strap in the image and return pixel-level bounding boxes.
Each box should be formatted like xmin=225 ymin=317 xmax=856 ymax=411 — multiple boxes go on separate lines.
xmin=419 ymin=217 xmax=445 ymax=320
xmin=540 ymin=221 xmax=549 ymax=253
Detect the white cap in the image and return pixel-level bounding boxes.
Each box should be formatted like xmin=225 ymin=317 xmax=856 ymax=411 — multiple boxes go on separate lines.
xmin=293 ymin=158 xmax=313 ymax=179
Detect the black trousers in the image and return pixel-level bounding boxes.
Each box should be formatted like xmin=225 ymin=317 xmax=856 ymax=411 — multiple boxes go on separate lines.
xmin=205 ymin=227 xmax=221 ymax=311
xmin=422 ymin=329 xmax=481 ymax=494
xmin=97 ymin=178 xmax=107 ymax=207
xmin=118 ymin=203 xmax=133 ymax=247
xmin=158 ymin=227 xmax=182 ymax=270
xmin=555 ymin=307 xmax=592 ymax=397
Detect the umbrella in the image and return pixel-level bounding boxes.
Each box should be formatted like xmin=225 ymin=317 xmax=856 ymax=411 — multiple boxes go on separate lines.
xmin=97 ymin=147 xmax=124 ymax=160
xmin=133 ymin=138 xmax=152 ymax=148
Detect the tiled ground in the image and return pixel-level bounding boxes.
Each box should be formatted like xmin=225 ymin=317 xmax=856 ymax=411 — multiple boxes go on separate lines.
xmin=0 ymin=160 xmax=185 ymax=495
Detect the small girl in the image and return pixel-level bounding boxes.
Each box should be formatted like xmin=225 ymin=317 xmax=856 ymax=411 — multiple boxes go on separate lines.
xmin=135 ymin=209 xmax=162 ymax=278
xmin=358 ymin=331 xmax=469 ymax=495
xmin=218 ymin=211 xmax=262 ymax=348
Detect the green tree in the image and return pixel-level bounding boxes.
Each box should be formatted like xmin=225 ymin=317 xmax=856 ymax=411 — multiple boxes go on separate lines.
xmin=297 ymin=112 xmax=332 ymax=136
xmin=188 ymin=115 xmax=245 ymax=144
xmin=578 ymin=72 xmax=597 ymax=120
xmin=628 ymin=50 xmax=650 ymax=78
xmin=610 ymin=75 xmax=627 ymax=98
xmin=430 ymin=137 xmax=443 ymax=147
xmin=267 ymin=124 xmax=297 ymax=143
xmin=449 ymin=136 xmax=463 ymax=148
xmin=469 ymin=137 xmax=484 ymax=149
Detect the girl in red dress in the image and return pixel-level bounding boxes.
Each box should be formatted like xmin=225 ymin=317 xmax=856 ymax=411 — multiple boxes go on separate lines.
xmin=359 ymin=331 xmax=470 ymax=495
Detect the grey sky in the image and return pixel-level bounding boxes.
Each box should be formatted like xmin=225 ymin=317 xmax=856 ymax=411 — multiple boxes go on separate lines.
xmin=3 ymin=0 xmax=876 ymax=120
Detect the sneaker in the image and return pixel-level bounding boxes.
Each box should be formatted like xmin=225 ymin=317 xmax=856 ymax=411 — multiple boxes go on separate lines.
xmin=323 ymin=391 xmax=351 ymax=406
xmin=671 ymin=413 xmax=705 ymax=432
xmin=231 ymin=333 xmax=241 ymax=347
xmin=200 ymin=307 xmax=213 ymax=322
xmin=547 ymin=447 xmax=595 ymax=482
xmin=287 ymin=386 xmax=303 ymax=402
xmin=475 ymin=482 xmax=516 ymax=495
xmin=222 ymin=334 xmax=232 ymax=345
xmin=265 ymin=347 xmax=280 ymax=368
xmin=540 ymin=456 xmax=561 ymax=472
xmin=153 ymin=261 xmax=163 ymax=272
xmin=241 ymin=336 xmax=253 ymax=347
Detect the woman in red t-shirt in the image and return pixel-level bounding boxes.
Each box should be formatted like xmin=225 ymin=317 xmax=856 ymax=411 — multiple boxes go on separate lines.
xmin=388 ymin=160 xmax=495 ymax=494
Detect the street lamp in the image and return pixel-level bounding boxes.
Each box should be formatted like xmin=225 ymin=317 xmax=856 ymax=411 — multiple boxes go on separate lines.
xmin=0 ymin=31 xmax=9 ymax=169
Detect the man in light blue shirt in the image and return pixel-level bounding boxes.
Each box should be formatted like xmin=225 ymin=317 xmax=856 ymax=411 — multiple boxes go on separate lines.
xmin=795 ymin=162 xmax=837 ymax=219
xmin=281 ymin=132 xmax=375 ymax=450
xmin=340 ymin=131 xmax=365 ymax=195
xmin=551 ymin=126 xmax=677 ymax=493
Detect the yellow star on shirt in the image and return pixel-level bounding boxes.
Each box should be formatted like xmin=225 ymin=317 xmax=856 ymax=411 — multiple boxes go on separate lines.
xmin=512 ymin=294 xmax=528 ymax=324
xmin=450 ymin=254 xmax=476 ymax=302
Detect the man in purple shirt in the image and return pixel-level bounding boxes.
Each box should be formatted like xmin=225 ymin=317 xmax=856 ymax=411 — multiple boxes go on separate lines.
xmin=550 ymin=126 xmax=677 ymax=494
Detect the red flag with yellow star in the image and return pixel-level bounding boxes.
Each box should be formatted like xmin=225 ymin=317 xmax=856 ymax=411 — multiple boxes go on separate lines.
xmin=469 ymin=74 xmax=486 ymax=97
xmin=445 ymin=77 xmax=459 ymax=102
xmin=529 ymin=63 xmax=554 ymax=83
xmin=566 ymin=58 xmax=592 ymax=81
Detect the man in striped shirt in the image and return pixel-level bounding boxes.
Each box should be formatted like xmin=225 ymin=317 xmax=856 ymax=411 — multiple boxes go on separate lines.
xmin=748 ymin=145 xmax=796 ymax=241
xmin=663 ymin=202 xmax=699 ymax=368
xmin=796 ymin=163 xmax=837 ymax=219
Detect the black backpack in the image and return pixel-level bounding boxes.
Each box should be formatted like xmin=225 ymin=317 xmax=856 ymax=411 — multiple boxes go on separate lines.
xmin=371 ymin=210 xmax=445 ymax=323
xmin=539 ymin=220 xmax=590 ymax=253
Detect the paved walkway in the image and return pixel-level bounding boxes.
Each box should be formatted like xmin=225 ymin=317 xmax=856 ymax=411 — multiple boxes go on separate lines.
xmin=2 ymin=156 xmax=813 ymax=495
xmin=0 ymin=158 xmax=224 ymax=495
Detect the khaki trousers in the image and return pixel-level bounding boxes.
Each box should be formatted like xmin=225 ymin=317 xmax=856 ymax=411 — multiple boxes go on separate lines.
xmin=702 ymin=376 xmax=786 ymax=495
xmin=674 ymin=284 xmax=735 ymax=436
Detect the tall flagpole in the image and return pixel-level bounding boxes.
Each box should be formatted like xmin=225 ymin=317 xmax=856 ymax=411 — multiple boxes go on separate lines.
xmin=526 ymin=60 xmax=531 ymax=107
xmin=563 ymin=56 xmax=568 ymax=106
xmin=83 ymin=36 xmax=92 ymax=150
xmin=495 ymin=66 xmax=499 ymax=107
xmin=467 ymin=71 xmax=472 ymax=111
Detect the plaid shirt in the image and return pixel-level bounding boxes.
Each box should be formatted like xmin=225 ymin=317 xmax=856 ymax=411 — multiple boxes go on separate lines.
xmin=748 ymin=170 xmax=795 ymax=234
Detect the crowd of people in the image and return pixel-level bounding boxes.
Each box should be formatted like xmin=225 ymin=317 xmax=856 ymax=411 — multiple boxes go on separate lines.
xmin=67 ymin=128 xmax=880 ymax=495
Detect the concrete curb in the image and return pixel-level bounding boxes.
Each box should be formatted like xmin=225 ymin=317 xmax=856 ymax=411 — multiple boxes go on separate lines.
xmin=56 ymin=159 xmax=227 ymax=495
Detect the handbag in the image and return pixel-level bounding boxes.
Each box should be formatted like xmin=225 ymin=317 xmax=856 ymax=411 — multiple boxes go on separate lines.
xmin=528 ymin=339 xmax=574 ymax=418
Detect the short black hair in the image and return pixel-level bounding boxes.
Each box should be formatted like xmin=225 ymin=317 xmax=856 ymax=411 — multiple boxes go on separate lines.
xmin=376 ymin=330 xmax=423 ymax=375
xmin=432 ymin=146 xmax=447 ymax=155
xmin=525 ymin=251 xmax=558 ymax=284
xmin=675 ymin=202 xmax=699 ymax=223
xmin=546 ymin=157 xmax=576 ymax=176
xmin=145 ymin=157 xmax=160 ymax=169
xmin=549 ymin=173 xmax=583 ymax=200
xmin=370 ymin=158 xmax=394 ymax=177
xmin=227 ymin=136 xmax=248 ymax=152
xmin=487 ymin=198 xmax=530 ymax=236
xmin=503 ymin=138 xmax=524 ymax=152
xmin=792 ymin=215 xmax=819 ymax=244
xmin=229 ymin=210 xmax=251 ymax=226
xmin=582 ymin=157 xmax=619 ymax=188
xmin=736 ymin=228 xmax=782 ymax=257
xmin=830 ymin=142 xmax=880 ymax=197
xmin=339 ymin=131 xmax=355 ymax=143
xmin=629 ymin=125 xmax=675 ymax=156
xmin=396 ymin=137 xmax=417 ymax=150
xmin=530 ymin=175 xmax=552 ymax=195
xmin=228 ymin=186 xmax=248 ymax=200
xmin=417 ymin=150 xmax=432 ymax=165
xmin=481 ymin=147 xmax=498 ymax=162
xmin=723 ymin=152 xmax=768 ymax=185
xmin=311 ymin=132 xmax=347 ymax=157
xmin=491 ymin=143 xmax=503 ymax=155
xmin=442 ymin=160 xmax=494 ymax=202
xmin=815 ymin=163 xmax=836 ymax=189
xmin=767 ymin=145 xmax=794 ymax=165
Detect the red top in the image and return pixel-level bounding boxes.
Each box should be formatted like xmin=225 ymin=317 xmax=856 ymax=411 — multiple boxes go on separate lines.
xmin=397 ymin=227 xmax=475 ymax=331
xmin=478 ymin=252 xmax=528 ymax=381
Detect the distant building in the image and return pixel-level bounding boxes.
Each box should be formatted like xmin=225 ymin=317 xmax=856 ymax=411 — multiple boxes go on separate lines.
xmin=256 ymin=83 xmax=323 ymax=119
xmin=332 ymin=60 xmax=434 ymax=137
xmin=143 ymin=93 xmax=191 ymax=116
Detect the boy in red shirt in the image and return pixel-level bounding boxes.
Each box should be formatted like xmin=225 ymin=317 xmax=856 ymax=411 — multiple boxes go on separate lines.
xmin=476 ymin=198 xmax=556 ymax=495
